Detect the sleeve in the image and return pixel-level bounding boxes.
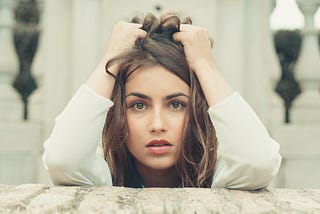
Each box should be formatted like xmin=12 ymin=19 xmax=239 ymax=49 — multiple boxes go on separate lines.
xmin=208 ymin=92 xmax=282 ymax=190
xmin=42 ymin=84 xmax=114 ymax=186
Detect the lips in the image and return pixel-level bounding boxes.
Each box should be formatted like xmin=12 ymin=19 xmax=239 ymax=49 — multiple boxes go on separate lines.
xmin=146 ymin=139 xmax=172 ymax=147
xmin=146 ymin=139 xmax=172 ymax=155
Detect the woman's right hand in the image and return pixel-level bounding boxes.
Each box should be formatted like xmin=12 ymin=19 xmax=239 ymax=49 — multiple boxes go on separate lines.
xmin=86 ymin=22 xmax=146 ymax=98
xmin=104 ymin=22 xmax=146 ymax=71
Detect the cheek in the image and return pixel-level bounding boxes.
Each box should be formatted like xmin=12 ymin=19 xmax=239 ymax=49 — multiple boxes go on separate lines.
xmin=126 ymin=115 xmax=139 ymax=153
xmin=126 ymin=113 xmax=144 ymax=141
xmin=170 ymin=113 xmax=189 ymax=138
xmin=126 ymin=115 xmax=135 ymax=135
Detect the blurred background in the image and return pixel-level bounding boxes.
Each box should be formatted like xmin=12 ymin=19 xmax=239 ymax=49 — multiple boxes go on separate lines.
xmin=0 ymin=0 xmax=319 ymax=187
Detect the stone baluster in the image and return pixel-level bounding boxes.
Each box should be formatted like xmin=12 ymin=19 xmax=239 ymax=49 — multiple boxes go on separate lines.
xmin=294 ymin=0 xmax=320 ymax=123
xmin=274 ymin=30 xmax=302 ymax=123
xmin=12 ymin=0 xmax=40 ymax=120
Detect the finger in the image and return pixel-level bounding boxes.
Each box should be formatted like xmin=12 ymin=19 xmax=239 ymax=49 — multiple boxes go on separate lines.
xmin=126 ymin=22 xmax=143 ymax=28
xmin=172 ymin=31 xmax=183 ymax=43
xmin=179 ymin=24 xmax=195 ymax=32
xmin=127 ymin=23 xmax=146 ymax=39
xmin=173 ymin=32 xmax=189 ymax=47
xmin=136 ymin=28 xmax=147 ymax=39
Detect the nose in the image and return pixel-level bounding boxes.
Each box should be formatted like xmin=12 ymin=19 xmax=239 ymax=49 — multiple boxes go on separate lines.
xmin=148 ymin=108 xmax=168 ymax=134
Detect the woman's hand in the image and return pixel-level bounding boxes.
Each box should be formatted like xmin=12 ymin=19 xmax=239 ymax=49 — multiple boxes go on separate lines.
xmin=173 ymin=24 xmax=214 ymax=75
xmin=104 ymin=22 xmax=147 ymax=75
xmin=173 ymin=24 xmax=234 ymax=106
xmin=86 ymin=22 xmax=146 ymax=98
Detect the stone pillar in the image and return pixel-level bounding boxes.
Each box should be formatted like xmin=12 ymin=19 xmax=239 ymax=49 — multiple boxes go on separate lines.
xmin=242 ymin=0 xmax=276 ymax=126
xmin=293 ymin=0 xmax=320 ymax=123
xmin=42 ymin=0 xmax=72 ymax=134
xmin=70 ymin=0 xmax=103 ymax=93
xmin=213 ymin=0 xmax=246 ymax=93
xmin=271 ymin=0 xmax=320 ymax=188
xmin=39 ymin=0 xmax=73 ymax=184
xmin=0 ymin=0 xmax=44 ymax=185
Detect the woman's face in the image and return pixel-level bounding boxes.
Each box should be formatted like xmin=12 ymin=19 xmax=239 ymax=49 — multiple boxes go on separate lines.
xmin=125 ymin=65 xmax=190 ymax=173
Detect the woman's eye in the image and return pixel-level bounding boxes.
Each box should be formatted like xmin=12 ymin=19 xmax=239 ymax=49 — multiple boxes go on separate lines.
xmin=169 ymin=101 xmax=186 ymax=110
xmin=131 ymin=102 xmax=147 ymax=110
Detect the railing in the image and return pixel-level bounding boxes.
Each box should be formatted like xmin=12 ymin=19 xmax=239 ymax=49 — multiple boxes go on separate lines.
xmin=0 ymin=0 xmax=40 ymax=120
xmin=273 ymin=0 xmax=320 ymax=124
xmin=0 ymin=184 xmax=320 ymax=213
xmin=1 ymin=0 xmax=319 ymax=123
xmin=12 ymin=0 xmax=40 ymax=120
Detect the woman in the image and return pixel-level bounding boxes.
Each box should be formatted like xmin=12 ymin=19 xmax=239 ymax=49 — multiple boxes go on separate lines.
xmin=43 ymin=13 xmax=281 ymax=189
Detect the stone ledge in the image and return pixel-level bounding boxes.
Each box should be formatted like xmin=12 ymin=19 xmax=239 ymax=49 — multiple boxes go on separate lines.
xmin=0 ymin=184 xmax=320 ymax=213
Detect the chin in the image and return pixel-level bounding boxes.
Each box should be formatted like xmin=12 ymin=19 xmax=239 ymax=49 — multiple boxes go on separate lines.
xmin=144 ymin=159 xmax=177 ymax=171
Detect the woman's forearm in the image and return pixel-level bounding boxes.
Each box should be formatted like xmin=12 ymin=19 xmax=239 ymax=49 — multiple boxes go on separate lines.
xmin=195 ymin=61 xmax=234 ymax=107
xmin=86 ymin=22 xmax=147 ymax=99
xmin=85 ymin=55 xmax=117 ymax=99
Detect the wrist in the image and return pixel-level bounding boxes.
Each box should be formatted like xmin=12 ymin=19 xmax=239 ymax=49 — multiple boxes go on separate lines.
xmin=98 ymin=54 xmax=120 ymax=77
xmin=192 ymin=59 xmax=217 ymax=77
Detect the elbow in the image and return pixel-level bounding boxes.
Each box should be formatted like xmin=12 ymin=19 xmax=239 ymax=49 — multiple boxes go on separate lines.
xmin=219 ymin=152 xmax=282 ymax=190
xmin=213 ymin=137 xmax=282 ymax=190
xmin=43 ymin=151 xmax=71 ymax=185
xmin=43 ymin=149 xmax=90 ymax=186
xmin=258 ymin=153 xmax=282 ymax=188
xmin=239 ymin=153 xmax=282 ymax=190
xmin=241 ymin=139 xmax=282 ymax=189
xmin=44 ymin=155 xmax=94 ymax=186
xmin=43 ymin=138 xmax=85 ymax=172
xmin=44 ymin=147 xmax=74 ymax=172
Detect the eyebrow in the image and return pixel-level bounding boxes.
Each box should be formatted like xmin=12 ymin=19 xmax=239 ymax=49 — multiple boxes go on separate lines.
xmin=126 ymin=92 xmax=151 ymax=100
xmin=126 ymin=92 xmax=190 ymax=100
xmin=165 ymin=93 xmax=190 ymax=100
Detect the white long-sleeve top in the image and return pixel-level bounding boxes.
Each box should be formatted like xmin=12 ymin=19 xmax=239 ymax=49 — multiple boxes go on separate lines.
xmin=42 ymin=84 xmax=281 ymax=190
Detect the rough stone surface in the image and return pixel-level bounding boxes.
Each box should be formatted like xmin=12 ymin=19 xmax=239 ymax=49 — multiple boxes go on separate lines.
xmin=0 ymin=184 xmax=319 ymax=213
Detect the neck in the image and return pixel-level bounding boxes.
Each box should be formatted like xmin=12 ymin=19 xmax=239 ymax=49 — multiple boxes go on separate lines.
xmin=135 ymin=163 xmax=180 ymax=188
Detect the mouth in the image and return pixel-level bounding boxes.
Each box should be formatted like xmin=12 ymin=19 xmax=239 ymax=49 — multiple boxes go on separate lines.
xmin=145 ymin=139 xmax=172 ymax=155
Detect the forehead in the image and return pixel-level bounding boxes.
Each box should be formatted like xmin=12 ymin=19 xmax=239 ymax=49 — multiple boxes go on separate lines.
xmin=125 ymin=65 xmax=190 ymax=95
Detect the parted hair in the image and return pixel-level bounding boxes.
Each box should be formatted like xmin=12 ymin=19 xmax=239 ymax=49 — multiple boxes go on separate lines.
xmin=102 ymin=12 xmax=217 ymax=188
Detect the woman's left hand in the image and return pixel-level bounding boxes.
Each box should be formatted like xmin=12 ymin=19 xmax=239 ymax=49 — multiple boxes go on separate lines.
xmin=173 ymin=24 xmax=214 ymax=74
xmin=173 ymin=24 xmax=234 ymax=106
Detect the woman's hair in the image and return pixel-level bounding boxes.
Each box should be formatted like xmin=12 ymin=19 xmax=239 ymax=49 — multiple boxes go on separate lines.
xmin=102 ymin=12 xmax=217 ymax=188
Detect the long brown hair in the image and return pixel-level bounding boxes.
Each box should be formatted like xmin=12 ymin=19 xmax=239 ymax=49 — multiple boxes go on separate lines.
xmin=102 ymin=13 xmax=217 ymax=188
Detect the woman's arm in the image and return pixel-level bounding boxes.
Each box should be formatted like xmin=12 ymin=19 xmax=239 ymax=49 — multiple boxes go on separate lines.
xmin=208 ymin=92 xmax=281 ymax=190
xmin=43 ymin=85 xmax=114 ymax=185
xmin=173 ymin=24 xmax=234 ymax=106
xmin=43 ymin=22 xmax=146 ymax=185
xmin=86 ymin=22 xmax=146 ymax=98
xmin=174 ymin=25 xmax=281 ymax=190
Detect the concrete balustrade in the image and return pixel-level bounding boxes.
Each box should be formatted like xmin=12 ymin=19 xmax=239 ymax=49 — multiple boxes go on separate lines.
xmin=0 ymin=184 xmax=320 ymax=213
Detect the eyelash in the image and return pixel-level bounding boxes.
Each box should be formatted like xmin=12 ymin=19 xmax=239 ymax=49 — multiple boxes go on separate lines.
xmin=130 ymin=101 xmax=147 ymax=111
xmin=168 ymin=101 xmax=187 ymax=110
xmin=129 ymin=100 xmax=187 ymax=111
